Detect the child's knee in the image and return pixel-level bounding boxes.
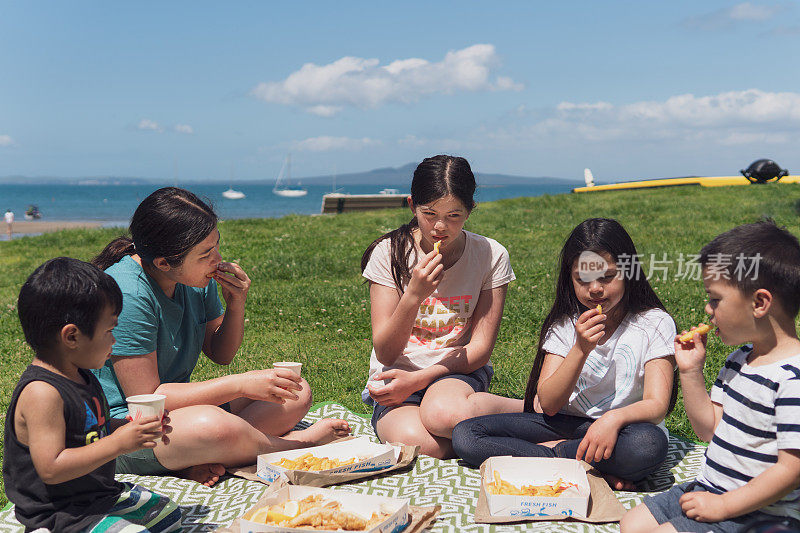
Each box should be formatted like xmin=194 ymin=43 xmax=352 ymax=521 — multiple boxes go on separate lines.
xmin=621 ymin=423 xmax=668 ymax=472
xmin=419 ymin=397 xmax=467 ymax=435
xmin=380 ymin=421 xmax=428 ymax=447
xmin=620 ymin=504 xmax=656 ymax=533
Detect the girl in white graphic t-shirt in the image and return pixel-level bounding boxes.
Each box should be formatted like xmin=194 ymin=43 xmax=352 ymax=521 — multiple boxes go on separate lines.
xmin=452 ymin=218 xmax=677 ymax=489
xmin=360 ymin=155 xmax=521 ymax=459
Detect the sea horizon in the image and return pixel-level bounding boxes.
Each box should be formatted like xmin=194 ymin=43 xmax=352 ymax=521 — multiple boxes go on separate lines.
xmin=1 ymin=181 xmax=578 ymax=224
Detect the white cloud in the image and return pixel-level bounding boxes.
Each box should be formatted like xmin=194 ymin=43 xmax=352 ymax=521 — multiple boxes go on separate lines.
xmin=137 ymin=119 xmax=162 ymax=132
xmin=251 ymin=44 xmax=522 ymax=116
xmin=174 ymin=124 xmax=194 ymax=134
xmin=0 ymin=134 xmax=14 ymax=147
xmin=291 ymin=136 xmax=381 ymax=152
xmin=684 ymin=2 xmax=782 ymax=29
xmin=397 ymin=134 xmax=465 ymax=151
xmin=729 ymin=2 xmax=778 ymax=20
xmin=307 ymin=105 xmax=342 ymax=118
xmin=489 ymin=89 xmax=800 ymax=147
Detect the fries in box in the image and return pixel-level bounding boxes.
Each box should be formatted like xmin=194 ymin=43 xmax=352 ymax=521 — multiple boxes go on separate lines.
xmin=256 ymin=436 xmax=400 ymax=483
xmin=240 ymin=485 xmax=409 ymax=533
xmin=482 ymin=457 xmax=590 ymax=518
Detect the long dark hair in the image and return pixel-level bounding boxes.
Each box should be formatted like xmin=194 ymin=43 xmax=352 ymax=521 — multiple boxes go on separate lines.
xmin=360 ymin=155 xmax=476 ymax=289
xmin=523 ymin=218 xmax=677 ymax=414
xmin=93 ymin=187 xmax=217 ymax=270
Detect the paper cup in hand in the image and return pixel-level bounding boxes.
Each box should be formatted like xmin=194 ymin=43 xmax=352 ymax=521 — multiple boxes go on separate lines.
xmin=273 ymin=361 xmax=302 ymax=376
xmin=126 ymin=393 xmax=166 ymax=441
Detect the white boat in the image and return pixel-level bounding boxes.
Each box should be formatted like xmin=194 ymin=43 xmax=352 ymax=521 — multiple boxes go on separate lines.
xmin=222 ymin=187 xmax=245 ymax=200
xmin=380 ymin=188 xmax=401 ymax=195
xmin=273 ymin=154 xmax=308 ymax=197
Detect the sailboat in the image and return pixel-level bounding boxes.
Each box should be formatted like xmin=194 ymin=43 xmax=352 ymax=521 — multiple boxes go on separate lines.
xmin=273 ymin=154 xmax=308 ymax=197
xmin=222 ymin=187 xmax=245 ymax=199
xmin=222 ymin=164 xmax=246 ymax=199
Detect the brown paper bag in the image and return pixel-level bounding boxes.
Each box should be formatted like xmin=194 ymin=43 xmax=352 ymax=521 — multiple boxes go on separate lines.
xmin=474 ymin=460 xmax=625 ymax=524
xmin=212 ymin=477 xmax=440 ymax=533
xmin=229 ymin=439 xmax=419 ymax=488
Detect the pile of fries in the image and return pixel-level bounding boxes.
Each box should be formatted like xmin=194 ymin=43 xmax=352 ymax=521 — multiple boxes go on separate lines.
xmin=253 ymin=494 xmax=391 ymax=530
xmin=272 ymin=453 xmax=360 ymax=471
xmin=487 ymin=471 xmax=578 ymax=497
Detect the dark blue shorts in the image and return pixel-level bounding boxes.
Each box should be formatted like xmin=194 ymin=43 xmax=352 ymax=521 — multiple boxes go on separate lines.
xmin=369 ymin=365 xmax=493 ymax=431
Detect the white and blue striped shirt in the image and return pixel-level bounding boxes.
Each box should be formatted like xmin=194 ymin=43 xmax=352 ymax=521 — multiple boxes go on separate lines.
xmin=696 ymin=346 xmax=800 ymax=518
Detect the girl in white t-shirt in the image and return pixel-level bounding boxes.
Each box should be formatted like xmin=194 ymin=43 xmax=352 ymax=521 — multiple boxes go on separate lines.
xmin=361 ymin=155 xmax=522 ymax=459
xmin=452 ymin=218 xmax=677 ymax=489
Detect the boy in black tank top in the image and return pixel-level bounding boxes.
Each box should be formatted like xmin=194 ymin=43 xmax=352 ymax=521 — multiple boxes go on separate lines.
xmin=3 ymin=257 xmax=182 ymax=532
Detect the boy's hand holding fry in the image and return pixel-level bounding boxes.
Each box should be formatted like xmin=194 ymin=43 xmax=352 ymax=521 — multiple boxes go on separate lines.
xmin=675 ymin=323 xmax=709 ymax=374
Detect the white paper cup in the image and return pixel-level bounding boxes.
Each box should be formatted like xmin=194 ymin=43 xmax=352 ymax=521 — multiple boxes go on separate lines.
xmin=126 ymin=393 xmax=166 ymax=441
xmin=273 ymin=361 xmax=302 ymax=376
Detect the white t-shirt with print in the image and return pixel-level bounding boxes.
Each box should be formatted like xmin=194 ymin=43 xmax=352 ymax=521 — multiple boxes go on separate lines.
xmin=361 ymin=230 xmax=515 ymax=402
xmin=541 ymin=308 xmax=676 ymax=424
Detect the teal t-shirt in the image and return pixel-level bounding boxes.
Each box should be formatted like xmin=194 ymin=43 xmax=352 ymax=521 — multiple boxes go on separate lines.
xmin=93 ymin=255 xmax=225 ymax=418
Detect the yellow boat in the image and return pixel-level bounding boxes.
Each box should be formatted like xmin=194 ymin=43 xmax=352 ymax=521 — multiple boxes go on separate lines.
xmin=573 ymin=175 xmax=800 ymax=193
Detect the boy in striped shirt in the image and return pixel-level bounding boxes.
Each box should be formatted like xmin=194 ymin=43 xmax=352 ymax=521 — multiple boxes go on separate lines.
xmin=622 ymin=220 xmax=800 ymax=533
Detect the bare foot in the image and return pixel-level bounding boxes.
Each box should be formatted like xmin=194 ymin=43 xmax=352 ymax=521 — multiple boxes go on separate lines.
xmin=604 ymin=473 xmax=637 ymax=491
xmin=285 ymin=418 xmax=351 ymax=446
xmin=179 ymin=463 xmax=226 ymax=487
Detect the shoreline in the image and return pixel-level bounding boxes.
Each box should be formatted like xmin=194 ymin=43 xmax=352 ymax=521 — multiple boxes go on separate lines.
xmin=4 ymin=220 xmax=106 ymax=236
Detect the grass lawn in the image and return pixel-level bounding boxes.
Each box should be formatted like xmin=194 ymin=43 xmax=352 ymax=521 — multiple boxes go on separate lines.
xmin=1 ymin=183 xmax=800 ymax=508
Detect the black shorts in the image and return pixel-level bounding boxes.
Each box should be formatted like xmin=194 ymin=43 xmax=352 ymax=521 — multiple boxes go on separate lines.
xmin=369 ymin=365 xmax=493 ymax=431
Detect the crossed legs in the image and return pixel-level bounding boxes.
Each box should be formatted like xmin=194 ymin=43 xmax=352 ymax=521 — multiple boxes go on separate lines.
xmin=152 ymin=378 xmax=349 ymax=485
xmin=375 ymin=378 xmax=522 ymax=459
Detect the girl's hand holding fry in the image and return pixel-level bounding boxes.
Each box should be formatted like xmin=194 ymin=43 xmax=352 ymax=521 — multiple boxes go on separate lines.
xmin=406 ymin=250 xmax=443 ymax=304
xmin=575 ymin=307 xmax=605 ymax=355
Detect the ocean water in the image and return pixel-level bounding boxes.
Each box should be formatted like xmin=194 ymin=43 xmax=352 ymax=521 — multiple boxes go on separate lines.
xmin=0 ymin=181 xmax=575 ymax=224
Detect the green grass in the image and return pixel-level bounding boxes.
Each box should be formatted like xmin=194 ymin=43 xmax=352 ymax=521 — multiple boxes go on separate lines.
xmin=2 ymin=183 xmax=800 ymax=507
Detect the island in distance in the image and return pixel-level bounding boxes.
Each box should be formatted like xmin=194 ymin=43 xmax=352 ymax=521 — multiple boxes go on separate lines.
xmin=0 ymin=163 xmax=578 ymax=188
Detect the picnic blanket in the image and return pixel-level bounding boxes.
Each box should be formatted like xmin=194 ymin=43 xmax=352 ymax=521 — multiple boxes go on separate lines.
xmin=0 ymin=402 xmax=706 ymax=532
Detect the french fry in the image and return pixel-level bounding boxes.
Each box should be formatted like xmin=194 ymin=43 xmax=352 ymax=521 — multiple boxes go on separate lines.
xmin=596 ymin=304 xmax=602 ymax=314
xmin=679 ymin=323 xmax=711 ymax=343
xmin=487 ymin=471 xmax=577 ymax=497
xmin=433 ymin=240 xmax=441 ymax=254
xmin=272 ymin=454 xmax=360 ymax=471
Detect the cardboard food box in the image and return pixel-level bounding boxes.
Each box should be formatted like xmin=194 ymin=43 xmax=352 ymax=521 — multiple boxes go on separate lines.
xmin=239 ymin=484 xmax=410 ymax=533
xmin=482 ymin=457 xmax=591 ymax=519
xmin=256 ymin=436 xmax=400 ymax=483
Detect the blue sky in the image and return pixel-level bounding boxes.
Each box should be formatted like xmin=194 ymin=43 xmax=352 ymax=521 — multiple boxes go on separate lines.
xmin=2 ymin=1 xmax=799 ymax=182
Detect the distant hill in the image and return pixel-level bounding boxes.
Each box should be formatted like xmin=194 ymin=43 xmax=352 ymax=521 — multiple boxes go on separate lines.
xmin=293 ymin=162 xmax=577 ymax=187
xmin=0 ymin=175 xmax=156 ymax=186
xmin=0 ymin=163 xmax=578 ymax=187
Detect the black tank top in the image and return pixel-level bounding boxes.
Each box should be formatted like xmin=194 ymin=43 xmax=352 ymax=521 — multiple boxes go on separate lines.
xmin=3 ymin=365 xmax=123 ymax=532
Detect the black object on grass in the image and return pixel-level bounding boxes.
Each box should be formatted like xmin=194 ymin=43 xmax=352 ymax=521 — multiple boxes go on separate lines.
xmin=741 ymin=159 xmax=789 ymax=184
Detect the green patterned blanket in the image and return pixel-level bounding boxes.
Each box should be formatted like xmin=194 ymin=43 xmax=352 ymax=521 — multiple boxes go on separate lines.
xmin=0 ymin=402 xmax=706 ymax=532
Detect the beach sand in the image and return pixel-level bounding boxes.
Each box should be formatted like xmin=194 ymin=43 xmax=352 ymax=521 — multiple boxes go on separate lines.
xmin=5 ymin=220 xmax=104 ymax=235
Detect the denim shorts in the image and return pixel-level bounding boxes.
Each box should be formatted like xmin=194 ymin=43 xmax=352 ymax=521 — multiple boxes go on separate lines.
xmin=369 ymin=365 xmax=493 ymax=431
xmin=643 ymin=482 xmax=759 ymax=533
